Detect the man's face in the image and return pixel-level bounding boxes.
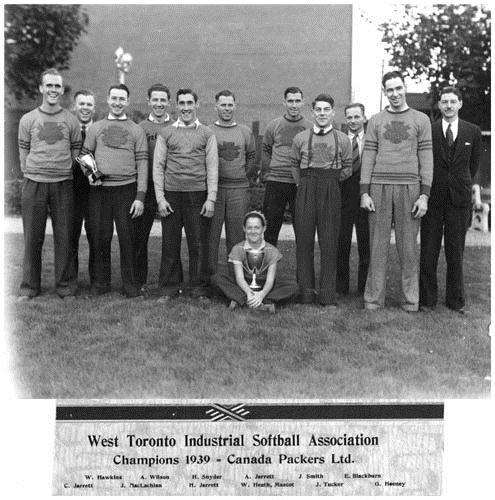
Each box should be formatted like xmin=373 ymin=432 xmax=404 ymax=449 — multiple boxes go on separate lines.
xmin=177 ymin=93 xmax=198 ymax=125
xmin=74 ymin=94 xmax=96 ymax=124
xmin=148 ymin=91 xmax=169 ymax=119
xmin=39 ymin=74 xmax=64 ymax=107
xmin=216 ymin=95 xmax=236 ymax=123
xmin=383 ymin=77 xmax=407 ymax=111
xmin=283 ymin=92 xmax=304 ymax=119
xmin=312 ymin=100 xmax=335 ymax=129
xmin=107 ymin=88 xmax=129 ymax=117
xmin=345 ymin=106 xmax=365 ymax=134
xmin=438 ymin=92 xmax=462 ymax=121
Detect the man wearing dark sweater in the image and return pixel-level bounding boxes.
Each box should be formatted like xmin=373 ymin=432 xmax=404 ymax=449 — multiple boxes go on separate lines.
xmin=208 ymin=90 xmax=257 ymax=275
xmin=261 ymin=87 xmax=312 ymax=245
xmin=137 ymin=83 xmax=173 ymax=290
xmin=153 ymin=88 xmax=218 ymax=299
xmin=81 ymin=83 xmax=148 ymax=298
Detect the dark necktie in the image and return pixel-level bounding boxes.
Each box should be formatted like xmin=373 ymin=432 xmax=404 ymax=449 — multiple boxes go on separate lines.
xmin=317 ymin=128 xmax=326 ymax=136
xmin=81 ymin=124 xmax=86 ymax=143
xmin=352 ymin=134 xmax=360 ymax=173
xmin=446 ymin=124 xmax=454 ymax=148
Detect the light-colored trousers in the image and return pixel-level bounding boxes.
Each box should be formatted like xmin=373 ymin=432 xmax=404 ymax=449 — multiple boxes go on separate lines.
xmin=364 ymin=183 xmax=420 ymax=310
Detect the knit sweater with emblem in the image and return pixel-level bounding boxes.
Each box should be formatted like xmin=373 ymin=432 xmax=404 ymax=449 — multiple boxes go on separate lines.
xmin=262 ymin=115 xmax=313 ymax=183
xmin=153 ymin=123 xmax=218 ymax=203
xmin=18 ymin=107 xmax=82 ymax=182
xmin=211 ymin=122 xmax=256 ymax=189
xmin=81 ymin=117 xmax=148 ymax=201
xmin=360 ymin=107 xmax=433 ymax=196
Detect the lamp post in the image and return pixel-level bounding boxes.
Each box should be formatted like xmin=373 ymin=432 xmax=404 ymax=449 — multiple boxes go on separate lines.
xmin=114 ymin=46 xmax=133 ymax=84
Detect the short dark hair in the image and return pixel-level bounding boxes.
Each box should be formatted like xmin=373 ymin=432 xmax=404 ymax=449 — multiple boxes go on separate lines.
xmin=215 ymin=89 xmax=235 ymax=102
xmin=243 ymin=210 xmax=266 ymax=228
xmin=439 ymin=86 xmax=463 ymax=101
xmin=382 ymin=71 xmax=405 ymax=88
xmin=40 ymin=68 xmax=62 ymax=85
xmin=312 ymin=93 xmax=334 ymax=108
xmin=284 ymin=87 xmax=303 ymax=99
xmin=147 ymin=83 xmax=171 ymax=100
xmin=108 ymin=83 xmax=130 ymax=97
xmin=73 ymin=89 xmax=95 ymax=102
xmin=177 ymin=88 xmax=198 ymax=103
xmin=344 ymin=102 xmax=365 ymax=115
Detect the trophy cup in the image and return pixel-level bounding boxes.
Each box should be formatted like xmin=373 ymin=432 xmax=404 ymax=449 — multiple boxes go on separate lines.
xmin=245 ymin=248 xmax=265 ymax=291
xmin=76 ymin=153 xmax=103 ymax=184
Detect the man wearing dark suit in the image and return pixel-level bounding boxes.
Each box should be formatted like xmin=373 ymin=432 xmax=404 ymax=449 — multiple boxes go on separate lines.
xmin=420 ymin=86 xmax=482 ymax=313
xmin=337 ymin=103 xmax=370 ymax=295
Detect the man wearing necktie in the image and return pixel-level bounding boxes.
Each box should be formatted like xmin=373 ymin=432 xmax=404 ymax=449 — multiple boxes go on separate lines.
xmin=291 ymin=94 xmax=352 ymax=307
xmin=72 ymin=89 xmax=96 ymax=287
xmin=336 ymin=103 xmax=370 ymax=295
xmin=420 ymin=86 xmax=482 ymax=313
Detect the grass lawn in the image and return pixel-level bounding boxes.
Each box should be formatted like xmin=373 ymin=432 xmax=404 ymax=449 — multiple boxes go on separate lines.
xmin=3 ymin=233 xmax=490 ymax=400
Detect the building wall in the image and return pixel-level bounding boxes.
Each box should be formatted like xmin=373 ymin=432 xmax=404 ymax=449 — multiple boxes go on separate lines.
xmin=5 ymin=4 xmax=354 ymax=179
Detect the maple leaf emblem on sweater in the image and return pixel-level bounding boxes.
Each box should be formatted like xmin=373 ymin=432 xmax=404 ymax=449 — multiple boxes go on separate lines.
xmin=383 ymin=121 xmax=411 ymax=144
xmin=102 ymin=125 xmax=129 ymax=148
xmin=38 ymin=122 xmax=64 ymax=145
xmin=218 ymin=141 xmax=240 ymax=161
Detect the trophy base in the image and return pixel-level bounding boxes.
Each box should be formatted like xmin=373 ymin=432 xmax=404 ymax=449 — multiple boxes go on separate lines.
xmin=249 ymin=285 xmax=263 ymax=292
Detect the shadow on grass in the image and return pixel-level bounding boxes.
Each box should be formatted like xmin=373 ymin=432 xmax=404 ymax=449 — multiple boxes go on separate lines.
xmin=4 ymin=234 xmax=491 ymax=400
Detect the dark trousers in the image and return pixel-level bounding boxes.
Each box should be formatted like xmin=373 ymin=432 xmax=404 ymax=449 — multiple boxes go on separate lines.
xmin=159 ymin=190 xmax=211 ymax=297
xmin=71 ymin=169 xmax=95 ymax=284
xmin=262 ymin=180 xmax=297 ymax=246
xmin=20 ymin=178 xmax=76 ymax=297
xmin=336 ymin=171 xmax=370 ymax=294
xmin=134 ymin=190 xmax=157 ymax=287
xmin=87 ymin=183 xmax=139 ymax=296
xmin=295 ymin=169 xmax=341 ymax=305
xmin=420 ymin=195 xmax=472 ymax=310
xmin=208 ymin=187 xmax=249 ymax=275
xmin=211 ymin=273 xmax=298 ymax=305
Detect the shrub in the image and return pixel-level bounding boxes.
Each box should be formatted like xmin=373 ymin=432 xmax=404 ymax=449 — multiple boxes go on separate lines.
xmin=4 ymin=179 xmax=23 ymax=215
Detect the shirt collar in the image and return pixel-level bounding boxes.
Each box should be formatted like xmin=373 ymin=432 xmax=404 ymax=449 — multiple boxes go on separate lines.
xmin=442 ymin=117 xmax=459 ymax=134
xmin=243 ymin=239 xmax=266 ymax=251
xmin=313 ymin=124 xmax=333 ymax=135
xmin=107 ymin=113 xmax=127 ymax=121
xmin=173 ymin=118 xmax=201 ymax=128
xmin=79 ymin=120 xmax=93 ymax=129
xmin=214 ymin=120 xmax=237 ymax=127
xmin=348 ymin=129 xmax=364 ymax=140
xmin=148 ymin=113 xmax=170 ymax=124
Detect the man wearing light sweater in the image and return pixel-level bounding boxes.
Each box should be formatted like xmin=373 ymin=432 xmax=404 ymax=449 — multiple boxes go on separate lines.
xmin=81 ymin=83 xmax=148 ymax=298
xmin=18 ymin=68 xmax=81 ymax=299
xmin=208 ymin=90 xmax=257 ymax=275
xmin=153 ymin=88 xmax=218 ymax=299
xmin=360 ymin=71 xmax=433 ymax=312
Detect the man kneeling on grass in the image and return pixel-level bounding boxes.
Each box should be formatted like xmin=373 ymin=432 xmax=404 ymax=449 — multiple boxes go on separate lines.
xmin=210 ymin=211 xmax=298 ymax=312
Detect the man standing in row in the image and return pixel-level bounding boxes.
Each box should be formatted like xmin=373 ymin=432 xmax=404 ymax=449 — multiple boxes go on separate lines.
xmin=337 ymin=103 xmax=370 ymax=295
xmin=360 ymin=71 xmax=433 ymax=312
xmin=153 ymin=89 xmax=218 ymax=299
xmin=292 ymin=93 xmax=352 ymax=306
xmin=208 ymin=90 xmax=257 ymax=275
xmin=262 ymin=87 xmax=312 ymax=246
xmin=420 ymin=86 xmax=481 ymax=313
xmin=71 ymin=89 xmax=96 ymax=287
xmin=136 ymin=83 xmax=173 ymax=290
xmin=18 ymin=68 xmax=81 ymax=299
xmin=81 ymin=83 xmax=148 ymax=298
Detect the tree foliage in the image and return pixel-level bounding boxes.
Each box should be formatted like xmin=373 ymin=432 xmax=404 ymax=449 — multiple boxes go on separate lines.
xmin=4 ymin=4 xmax=89 ymax=101
xmin=380 ymin=4 xmax=491 ymax=128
